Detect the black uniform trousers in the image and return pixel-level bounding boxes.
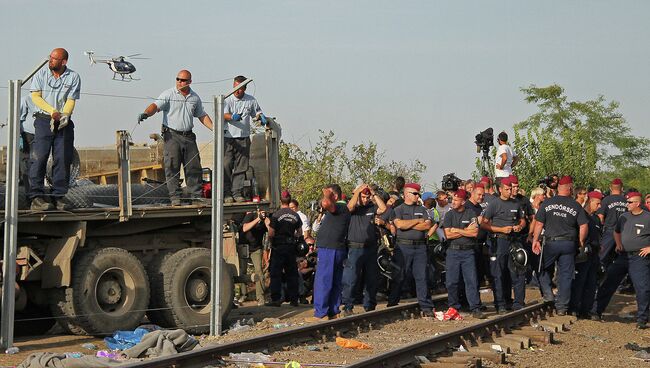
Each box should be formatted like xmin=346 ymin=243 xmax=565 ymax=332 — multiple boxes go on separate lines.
xmin=28 ymin=117 xmax=74 ymax=199
xmin=162 ymin=128 xmax=203 ymax=200
xmin=388 ymin=244 xmax=434 ymax=311
xmin=490 ymin=237 xmax=525 ymax=311
xmin=570 ymin=246 xmax=599 ymax=316
xmin=224 ymin=137 xmax=250 ymax=198
xmin=269 ymin=244 xmax=299 ymax=303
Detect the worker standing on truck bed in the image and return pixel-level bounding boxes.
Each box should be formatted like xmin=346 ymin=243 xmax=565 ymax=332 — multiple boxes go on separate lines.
xmin=138 ymin=70 xmax=214 ymax=206
xmin=223 ymin=75 xmax=268 ymax=203
xmin=29 ymin=47 xmax=80 ymax=211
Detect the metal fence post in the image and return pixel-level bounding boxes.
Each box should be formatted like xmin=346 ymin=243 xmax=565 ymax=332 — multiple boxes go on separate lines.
xmin=210 ymin=95 xmax=225 ymax=335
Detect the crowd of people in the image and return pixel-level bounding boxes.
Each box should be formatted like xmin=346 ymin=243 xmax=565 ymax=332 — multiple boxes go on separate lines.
xmin=239 ymin=173 xmax=650 ymax=328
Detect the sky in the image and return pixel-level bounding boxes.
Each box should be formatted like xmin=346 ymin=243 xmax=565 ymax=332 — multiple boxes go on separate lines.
xmin=1 ymin=0 xmax=648 ymax=191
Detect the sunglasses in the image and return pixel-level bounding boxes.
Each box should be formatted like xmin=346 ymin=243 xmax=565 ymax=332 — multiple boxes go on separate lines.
xmin=407 ymin=191 xmax=420 ymax=196
xmin=627 ymin=201 xmax=639 ymax=204
xmin=176 ymin=78 xmax=190 ymax=82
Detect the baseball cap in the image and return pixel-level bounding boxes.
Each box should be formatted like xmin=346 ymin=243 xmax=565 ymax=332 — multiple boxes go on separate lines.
xmin=421 ymin=191 xmax=435 ymax=201
xmin=587 ymin=191 xmax=603 ymax=200
xmin=611 ymin=178 xmax=623 ymax=185
xmin=558 ymin=176 xmax=573 ymax=185
xmin=404 ymin=183 xmax=421 ymax=192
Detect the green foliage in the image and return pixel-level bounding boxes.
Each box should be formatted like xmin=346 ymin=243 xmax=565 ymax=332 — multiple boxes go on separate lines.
xmin=512 ymin=84 xmax=650 ymax=192
xmin=279 ymin=130 xmax=426 ymax=208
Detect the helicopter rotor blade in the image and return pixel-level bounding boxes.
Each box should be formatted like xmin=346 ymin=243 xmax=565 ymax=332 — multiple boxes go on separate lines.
xmin=126 ymin=53 xmax=142 ymax=58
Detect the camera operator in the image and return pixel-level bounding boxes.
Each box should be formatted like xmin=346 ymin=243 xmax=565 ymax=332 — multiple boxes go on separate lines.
xmin=266 ymin=191 xmax=303 ymax=307
xmin=341 ymin=184 xmax=386 ymax=315
xmin=494 ymin=132 xmax=518 ymax=185
xmin=240 ymin=208 xmax=273 ymax=306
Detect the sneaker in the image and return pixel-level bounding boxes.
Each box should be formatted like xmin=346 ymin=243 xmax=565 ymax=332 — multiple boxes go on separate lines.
xmin=305 ymin=315 xmax=327 ymax=323
xmin=224 ymin=196 xmax=235 ymax=204
xmin=342 ymin=309 xmax=354 ymax=317
xmin=472 ymin=310 xmax=487 ymax=319
xmin=289 ymin=300 xmax=299 ymax=307
xmin=170 ymin=198 xmax=182 ymax=206
xmin=328 ymin=314 xmax=340 ymax=320
xmin=637 ymin=322 xmax=648 ymax=330
xmin=421 ymin=310 xmax=435 ymax=318
xmin=234 ymin=196 xmax=247 ymax=203
xmin=264 ymin=300 xmax=282 ymax=307
xmin=31 ymin=197 xmax=54 ymax=211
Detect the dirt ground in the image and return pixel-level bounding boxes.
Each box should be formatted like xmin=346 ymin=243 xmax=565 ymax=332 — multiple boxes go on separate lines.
xmin=1 ymin=290 xmax=648 ymax=367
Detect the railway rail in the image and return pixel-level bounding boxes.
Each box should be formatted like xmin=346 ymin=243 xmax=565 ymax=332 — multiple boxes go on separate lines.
xmin=119 ymin=294 xmax=571 ymax=368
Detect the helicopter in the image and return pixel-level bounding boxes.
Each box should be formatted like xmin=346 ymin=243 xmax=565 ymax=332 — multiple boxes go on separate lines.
xmin=84 ymin=51 xmax=148 ymax=81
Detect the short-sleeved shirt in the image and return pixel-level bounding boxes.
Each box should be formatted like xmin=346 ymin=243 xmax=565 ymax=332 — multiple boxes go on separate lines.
xmin=442 ymin=208 xmax=478 ymax=247
xmin=483 ymin=197 xmax=523 ymax=227
xmin=391 ymin=203 xmax=431 ymax=241
xmin=240 ymin=212 xmax=267 ymax=252
xmin=154 ymin=87 xmax=207 ymax=132
xmin=494 ymin=144 xmax=515 ymax=178
xmin=270 ymin=208 xmax=302 ymax=243
xmin=436 ymin=203 xmax=451 ymax=222
xmin=514 ymin=194 xmax=535 ymax=234
xmin=296 ymin=210 xmax=311 ymax=233
xmin=597 ymin=194 xmax=627 ymax=232
xmin=316 ymin=203 xmax=351 ymax=249
xmin=467 ymin=200 xmax=487 ymax=241
xmin=224 ymin=93 xmax=262 ymax=138
xmin=30 ymin=67 xmax=81 ymax=113
xmin=535 ymin=195 xmax=588 ymax=239
xmin=586 ymin=212 xmax=602 ymax=248
xmin=20 ymin=95 xmax=35 ymax=134
xmin=347 ymin=203 xmax=379 ymax=246
xmin=480 ymin=193 xmax=498 ymax=214
xmin=615 ymin=211 xmax=650 ymax=252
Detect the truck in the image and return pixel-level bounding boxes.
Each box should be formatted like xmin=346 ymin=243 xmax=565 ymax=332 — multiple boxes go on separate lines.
xmin=0 ymin=122 xmax=282 ymax=336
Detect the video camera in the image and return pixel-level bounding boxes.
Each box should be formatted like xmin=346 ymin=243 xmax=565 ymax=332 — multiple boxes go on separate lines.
xmin=442 ymin=173 xmax=462 ymax=192
xmin=537 ymin=174 xmax=559 ymax=190
xmin=474 ymin=128 xmax=494 ymax=155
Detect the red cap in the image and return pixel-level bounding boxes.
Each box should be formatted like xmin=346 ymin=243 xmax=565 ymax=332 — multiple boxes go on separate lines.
xmin=475 ymin=182 xmax=485 ymax=189
xmin=558 ymin=176 xmax=573 ymax=185
xmin=480 ymin=176 xmax=490 ymax=183
xmin=281 ymin=190 xmax=291 ymax=199
xmin=587 ymin=191 xmax=603 ymax=200
xmin=361 ymin=187 xmax=371 ymax=195
xmin=611 ymin=178 xmax=623 ymax=185
xmin=626 ymin=191 xmax=642 ymax=200
xmin=508 ymin=175 xmax=519 ymax=184
xmin=404 ymin=183 xmax=421 ymax=192
xmin=500 ymin=177 xmax=511 ymax=186
xmin=455 ymin=189 xmax=467 ymax=199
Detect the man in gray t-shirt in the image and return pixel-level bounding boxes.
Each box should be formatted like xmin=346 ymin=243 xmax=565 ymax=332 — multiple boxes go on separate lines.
xmin=223 ymin=75 xmax=267 ymax=203
xmin=138 ymin=70 xmax=213 ymax=205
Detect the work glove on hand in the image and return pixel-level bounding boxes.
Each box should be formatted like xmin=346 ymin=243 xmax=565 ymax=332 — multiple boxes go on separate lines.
xmin=138 ymin=113 xmax=149 ymax=123
xmin=58 ymin=115 xmax=70 ymax=129
xmin=231 ymin=113 xmax=242 ymax=122
xmin=50 ymin=118 xmax=56 ymax=132
xmin=259 ymin=114 xmax=268 ymax=126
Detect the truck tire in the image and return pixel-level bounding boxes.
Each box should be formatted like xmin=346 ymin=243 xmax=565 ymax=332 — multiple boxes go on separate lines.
xmin=151 ymin=248 xmax=233 ymax=334
xmin=49 ymin=248 xmax=150 ymax=335
xmin=146 ymin=251 xmax=174 ymax=328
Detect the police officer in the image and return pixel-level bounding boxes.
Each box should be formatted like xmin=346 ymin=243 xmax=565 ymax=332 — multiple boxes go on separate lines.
xmin=387 ymin=183 xmax=435 ymax=316
xmin=532 ymin=176 xmax=588 ymax=315
xmin=267 ymin=190 xmax=303 ymax=307
xmin=139 ymin=70 xmax=214 ymax=206
xmin=308 ymin=184 xmax=351 ymax=321
xmin=570 ymin=191 xmax=602 ymax=318
xmin=481 ymin=177 xmax=526 ymax=313
xmin=341 ymin=184 xmax=386 ymax=315
xmin=29 ymin=48 xmax=81 ymax=211
xmin=510 ymin=175 xmax=536 ymax=283
xmin=597 ymin=178 xmax=627 ymax=264
xmin=614 ymin=191 xmax=650 ymax=329
xmin=443 ymin=189 xmax=485 ymax=319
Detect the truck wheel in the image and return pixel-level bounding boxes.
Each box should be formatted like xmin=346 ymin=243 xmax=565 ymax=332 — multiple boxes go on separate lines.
xmin=146 ymin=251 xmax=174 ymax=327
xmin=49 ymin=248 xmax=150 ymax=335
xmin=154 ymin=248 xmax=233 ymax=334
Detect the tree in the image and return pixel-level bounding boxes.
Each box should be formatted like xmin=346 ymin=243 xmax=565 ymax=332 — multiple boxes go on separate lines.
xmin=279 ymin=130 xmax=427 ymax=209
xmin=511 ymin=84 xmax=650 ymax=192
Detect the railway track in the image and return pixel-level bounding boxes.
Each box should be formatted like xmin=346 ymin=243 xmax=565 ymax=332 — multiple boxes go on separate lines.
xmin=119 ymin=292 xmax=575 ymax=368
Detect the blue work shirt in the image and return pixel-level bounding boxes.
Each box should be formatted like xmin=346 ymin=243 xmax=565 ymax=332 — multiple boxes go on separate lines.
xmin=224 ymin=93 xmax=262 ymax=138
xmin=30 ymin=67 xmax=81 ymax=113
xmin=154 ymin=87 xmax=207 ymax=132
xmin=20 ymin=95 xmax=35 ymax=134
